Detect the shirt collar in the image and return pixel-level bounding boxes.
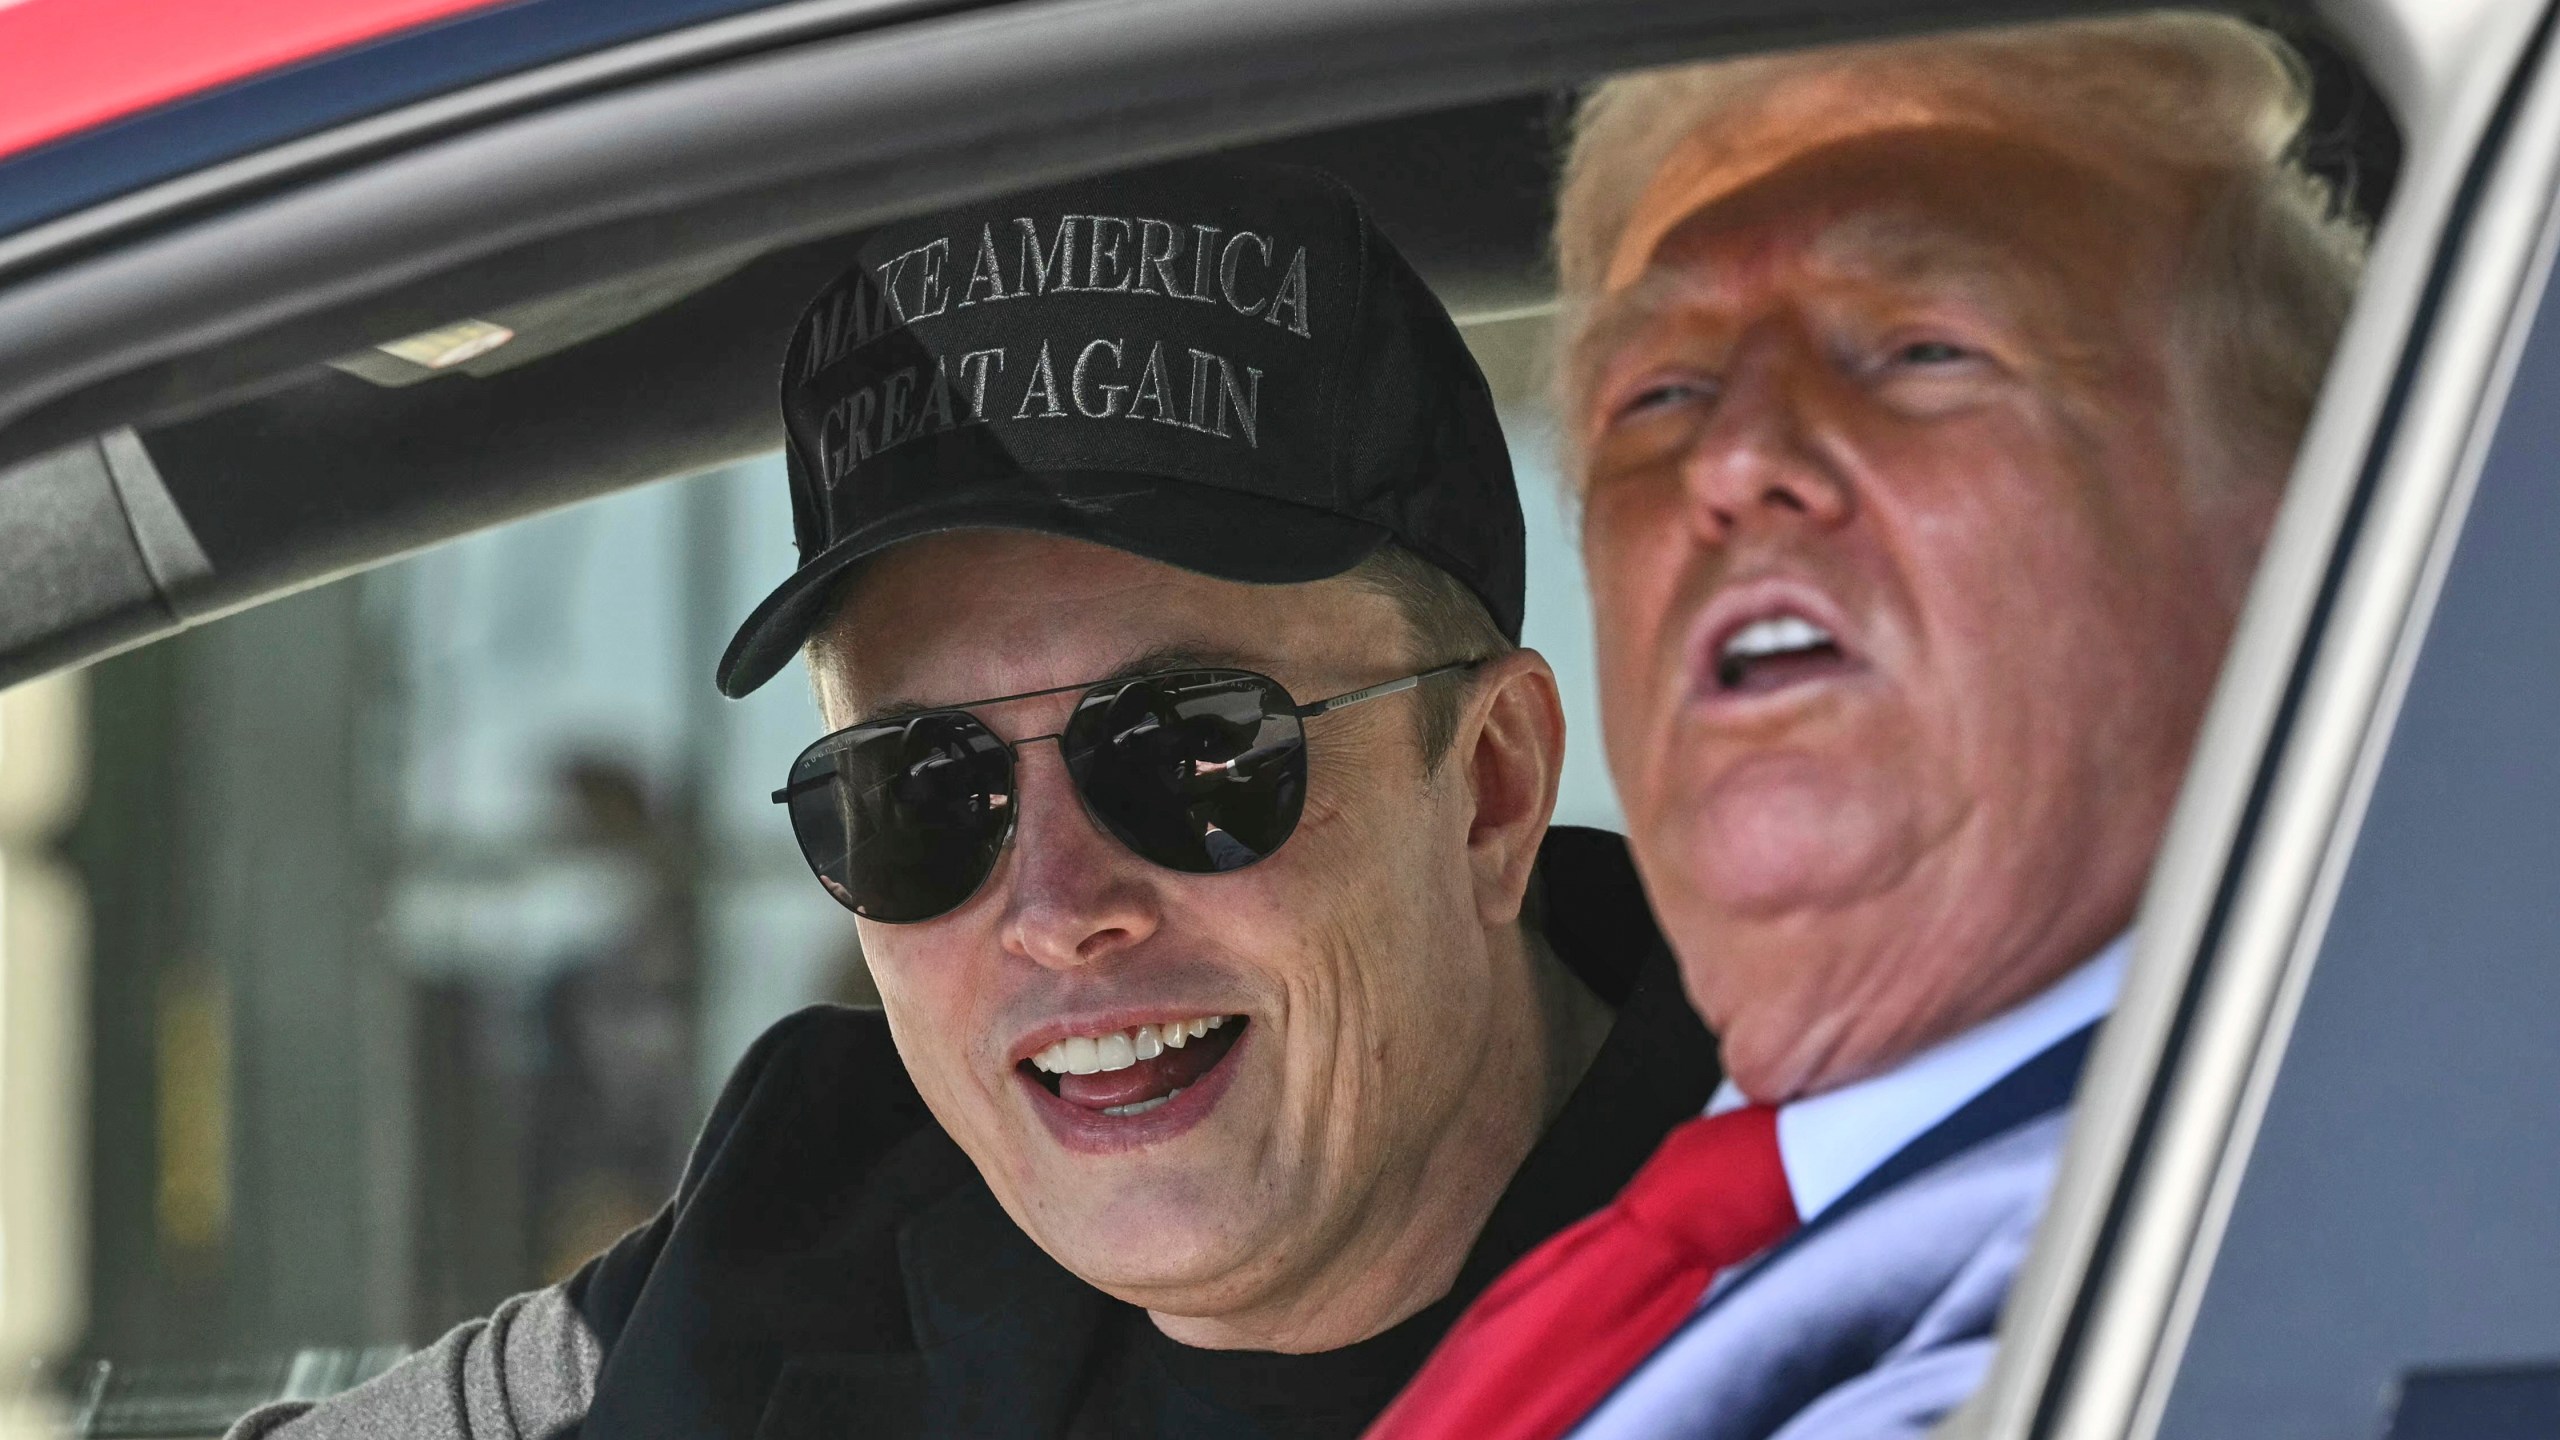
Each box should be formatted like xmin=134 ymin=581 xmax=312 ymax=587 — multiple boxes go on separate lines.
xmin=1706 ymin=932 xmax=2129 ymax=1223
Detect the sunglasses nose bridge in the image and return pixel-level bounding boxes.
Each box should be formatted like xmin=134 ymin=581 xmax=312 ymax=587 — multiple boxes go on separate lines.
xmin=990 ymin=729 xmax=1079 ymax=824
xmin=987 ymin=731 xmax=1157 ymax=911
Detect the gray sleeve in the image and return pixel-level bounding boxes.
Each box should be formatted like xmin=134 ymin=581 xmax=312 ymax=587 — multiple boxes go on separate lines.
xmin=224 ymin=1286 xmax=602 ymax=1440
xmin=1765 ymin=1336 xmax=1996 ymax=1440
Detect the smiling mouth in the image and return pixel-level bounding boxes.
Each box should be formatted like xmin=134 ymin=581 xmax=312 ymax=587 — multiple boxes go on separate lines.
xmin=1021 ymin=1015 xmax=1247 ymax=1117
xmin=1712 ymin=612 xmax=1850 ymax=695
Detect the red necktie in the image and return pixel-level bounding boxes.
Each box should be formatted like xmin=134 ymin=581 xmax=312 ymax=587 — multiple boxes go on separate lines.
xmin=1364 ymin=1104 xmax=1798 ymax=1440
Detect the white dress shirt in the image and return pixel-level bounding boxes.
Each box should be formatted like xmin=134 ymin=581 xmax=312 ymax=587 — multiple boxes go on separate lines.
xmin=1709 ymin=933 xmax=2127 ymax=1224
xmin=1571 ymin=933 xmax=2129 ymax=1439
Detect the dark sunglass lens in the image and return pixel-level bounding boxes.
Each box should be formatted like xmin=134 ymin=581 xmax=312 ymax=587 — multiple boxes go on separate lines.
xmin=1065 ymin=672 xmax=1307 ymax=874
xmin=786 ymin=712 xmax=1014 ymax=921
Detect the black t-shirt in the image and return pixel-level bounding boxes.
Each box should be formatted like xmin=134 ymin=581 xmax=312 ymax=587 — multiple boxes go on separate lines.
xmin=569 ymin=826 xmax=1716 ymax=1439
xmin=1066 ymin=1300 xmax=1445 ymax=1439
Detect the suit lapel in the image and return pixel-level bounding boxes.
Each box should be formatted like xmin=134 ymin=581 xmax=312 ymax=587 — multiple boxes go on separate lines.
xmin=1697 ymin=1020 xmax=2098 ymax=1324
xmin=1561 ymin=1023 xmax=2101 ymax=1438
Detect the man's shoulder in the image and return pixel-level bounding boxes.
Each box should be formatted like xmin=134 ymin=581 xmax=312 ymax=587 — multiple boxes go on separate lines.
xmin=1454 ymin=830 xmax=1718 ymax=1298
xmin=1733 ymin=1108 xmax=2066 ymax=1327
xmin=1746 ymin=1112 xmax=2067 ymax=1439
xmin=671 ymin=1002 xmax=964 ymax=1226
xmin=1589 ymin=1111 xmax=2068 ymax=1440
xmin=722 ymin=1002 xmax=910 ymax=1098
xmin=1537 ymin=825 xmax=1665 ymax=1005
xmin=572 ymin=1004 xmax=979 ymax=1365
xmin=225 ymin=1010 xmax=977 ymax=1440
xmin=574 ymin=1005 xmax=1127 ymax=1436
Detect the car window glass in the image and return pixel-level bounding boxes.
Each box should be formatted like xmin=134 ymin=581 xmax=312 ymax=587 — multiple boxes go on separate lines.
xmin=2148 ymin=189 xmax=2560 ymax=1440
xmin=0 ymin=18 xmax=2406 ymax=1432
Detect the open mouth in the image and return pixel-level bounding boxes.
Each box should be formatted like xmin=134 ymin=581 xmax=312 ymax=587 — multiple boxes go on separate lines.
xmin=1020 ymin=1015 xmax=1248 ymax=1118
xmin=1710 ymin=611 xmax=1850 ymax=695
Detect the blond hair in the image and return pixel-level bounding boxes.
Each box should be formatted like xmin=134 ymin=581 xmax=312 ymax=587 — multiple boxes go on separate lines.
xmin=1554 ymin=12 xmax=2370 ymax=487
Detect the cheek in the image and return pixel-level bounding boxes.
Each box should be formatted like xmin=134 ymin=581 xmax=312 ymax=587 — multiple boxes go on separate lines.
xmin=1581 ymin=478 xmax=1684 ymax=612
xmin=1247 ymin=758 xmax=1477 ymax=1106
xmin=1888 ymin=450 xmax=2160 ymax=781
xmin=862 ymin=933 xmax=1000 ymax=1115
xmin=1270 ymin=772 xmax=1448 ymax=999
xmin=1581 ymin=488 xmax=1697 ymax=734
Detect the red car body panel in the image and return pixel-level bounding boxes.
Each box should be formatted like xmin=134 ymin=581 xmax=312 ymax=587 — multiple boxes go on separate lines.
xmin=0 ymin=0 xmax=522 ymax=166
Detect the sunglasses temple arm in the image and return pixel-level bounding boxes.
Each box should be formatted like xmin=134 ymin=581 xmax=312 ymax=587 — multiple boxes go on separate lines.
xmin=1297 ymin=660 xmax=1480 ymax=717
xmin=771 ymin=773 xmax=833 ymax=805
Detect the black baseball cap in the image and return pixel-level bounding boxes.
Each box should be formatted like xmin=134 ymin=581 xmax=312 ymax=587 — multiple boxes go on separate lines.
xmin=716 ymin=158 xmax=1526 ymax=698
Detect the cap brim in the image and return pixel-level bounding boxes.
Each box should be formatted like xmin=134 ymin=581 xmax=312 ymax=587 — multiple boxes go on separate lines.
xmin=716 ymin=471 xmax=1392 ymax=698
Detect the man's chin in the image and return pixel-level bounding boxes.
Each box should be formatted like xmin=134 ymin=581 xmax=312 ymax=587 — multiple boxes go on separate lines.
xmin=989 ymin=1053 xmax=1281 ymax=1297
xmin=1640 ymin=767 xmax=1914 ymax=920
xmin=1700 ymin=996 xmax=1860 ymax=1103
xmin=1027 ymin=1185 xmax=1270 ymax=1308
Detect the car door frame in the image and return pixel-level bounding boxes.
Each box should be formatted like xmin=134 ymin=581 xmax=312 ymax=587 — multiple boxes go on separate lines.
xmin=0 ymin=0 xmax=2538 ymax=1427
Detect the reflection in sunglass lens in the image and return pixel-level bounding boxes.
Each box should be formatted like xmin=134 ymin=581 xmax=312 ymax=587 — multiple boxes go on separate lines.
xmin=779 ymin=668 xmax=1328 ymax=922
xmin=1064 ymin=672 xmax=1308 ymax=874
xmin=784 ymin=711 xmax=1015 ymax=922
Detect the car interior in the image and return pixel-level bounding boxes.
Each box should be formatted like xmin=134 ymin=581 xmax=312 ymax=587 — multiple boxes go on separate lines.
xmin=21 ymin=0 xmax=2558 ymax=1436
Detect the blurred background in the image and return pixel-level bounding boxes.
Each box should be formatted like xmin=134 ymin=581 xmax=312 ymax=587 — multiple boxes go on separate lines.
xmin=0 ymin=377 xmax=1620 ymax=1422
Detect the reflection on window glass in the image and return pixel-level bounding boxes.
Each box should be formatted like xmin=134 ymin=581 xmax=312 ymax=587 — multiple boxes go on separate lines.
xmin=65 ymin=460 xmax=856 ymax=1380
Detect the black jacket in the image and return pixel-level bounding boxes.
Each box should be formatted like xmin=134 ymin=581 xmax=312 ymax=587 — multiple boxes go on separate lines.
xmin=238 ymin=827 xmax=1714 ymax=1440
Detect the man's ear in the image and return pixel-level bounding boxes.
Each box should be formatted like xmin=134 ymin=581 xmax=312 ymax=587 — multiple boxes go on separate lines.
xmin=1452 ymin=648 xmax=1568 ymax=928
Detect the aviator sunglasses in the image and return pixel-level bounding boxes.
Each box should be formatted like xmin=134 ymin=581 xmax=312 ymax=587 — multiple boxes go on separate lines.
xmin=774 ymin=662 xmax=1476 ymax=923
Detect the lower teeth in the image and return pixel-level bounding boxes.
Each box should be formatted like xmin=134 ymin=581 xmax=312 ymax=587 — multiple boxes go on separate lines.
xmin=1102 ymin=1087 xmax=1186 ymax=1118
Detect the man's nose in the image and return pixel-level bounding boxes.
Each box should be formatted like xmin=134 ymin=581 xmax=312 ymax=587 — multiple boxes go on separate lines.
xmin=1678 ymin=327 xmax=1855 ymax=539
xmin=995 ymin=745 xmax=1162 ymax=972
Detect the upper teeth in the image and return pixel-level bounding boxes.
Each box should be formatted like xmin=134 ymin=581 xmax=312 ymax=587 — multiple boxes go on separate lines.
xmin=1723 ymin=614 xmax=1834 ymax=661
xmin=1030 ymin=1015 xmax=1232 ymax=1076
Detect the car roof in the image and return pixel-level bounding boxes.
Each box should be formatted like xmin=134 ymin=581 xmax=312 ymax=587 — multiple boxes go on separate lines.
xmin=0 ymin=1 xmax=2388 ymax=696
xmin=0 ymin=0 xmax=818 ymax=237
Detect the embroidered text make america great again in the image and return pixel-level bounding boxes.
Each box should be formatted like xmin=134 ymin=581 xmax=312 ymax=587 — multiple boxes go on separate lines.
xmin=798 ymin=213 xmax=1318 ymax=484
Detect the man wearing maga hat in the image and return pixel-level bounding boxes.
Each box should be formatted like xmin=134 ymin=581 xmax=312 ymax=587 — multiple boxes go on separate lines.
xmin=233 ymin=159 xmax=1718 ymax=1438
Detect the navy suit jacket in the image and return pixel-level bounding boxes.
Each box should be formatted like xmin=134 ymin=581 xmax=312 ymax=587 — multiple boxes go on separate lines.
xmin=1569 ymin=1027 xmax=2096 ymax=1440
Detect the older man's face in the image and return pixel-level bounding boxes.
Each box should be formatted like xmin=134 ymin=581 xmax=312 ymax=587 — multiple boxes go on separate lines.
xmin=811 ymin=531 xmax=1528 ymax=1336
xmin=1578 ymin=128 xmax=2276 ymax=1100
